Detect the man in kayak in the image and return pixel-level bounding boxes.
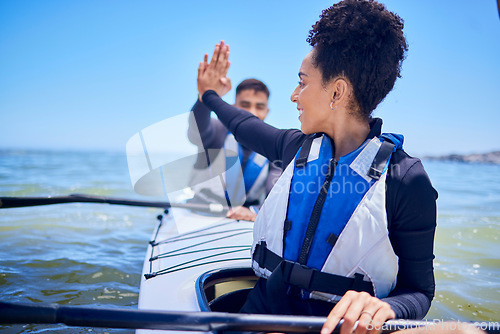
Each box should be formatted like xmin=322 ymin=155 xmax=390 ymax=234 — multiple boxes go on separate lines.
xmin=196 ymin=0 xmax=437 ymax=333
xmin=188 ymin=75 xmax=281 ymax=221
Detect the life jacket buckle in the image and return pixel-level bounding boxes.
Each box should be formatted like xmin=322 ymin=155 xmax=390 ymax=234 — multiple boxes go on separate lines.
xmin=368 ymin=166 xmax=382 ymax=180
xmin=282 ymin=260 xmax=315 ymax=292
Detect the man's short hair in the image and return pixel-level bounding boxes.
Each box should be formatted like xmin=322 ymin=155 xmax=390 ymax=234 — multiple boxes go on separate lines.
xmin=236 ymin=79 xmax=270 ymax=98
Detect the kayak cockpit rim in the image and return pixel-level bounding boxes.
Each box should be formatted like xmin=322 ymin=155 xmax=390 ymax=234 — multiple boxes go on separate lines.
xmin=196 ymin=267 xmax=258 ymax=313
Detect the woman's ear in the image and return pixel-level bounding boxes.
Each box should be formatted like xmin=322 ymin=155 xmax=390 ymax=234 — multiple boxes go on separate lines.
xmin=330 ymin=77 xmax=349 ymax=104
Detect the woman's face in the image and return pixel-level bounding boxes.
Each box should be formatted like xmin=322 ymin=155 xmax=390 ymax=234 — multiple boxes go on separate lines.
xmin=290 ymin=50 xmax=333 ymax=135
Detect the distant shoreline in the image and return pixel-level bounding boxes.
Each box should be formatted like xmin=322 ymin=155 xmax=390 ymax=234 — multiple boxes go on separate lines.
xmin=425 ymin=151 xmax=500 ymax=165
xmin=2 ymin=147 xmax=500 ymax=165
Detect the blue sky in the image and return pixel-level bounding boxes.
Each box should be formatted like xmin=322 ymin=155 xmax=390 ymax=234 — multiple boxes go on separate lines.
xmin=1 ymin=0 xmax=499 ymax=157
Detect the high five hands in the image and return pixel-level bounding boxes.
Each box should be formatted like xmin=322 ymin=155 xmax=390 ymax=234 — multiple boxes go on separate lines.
xmin=197 ymin=40 xmax=232 ymax=102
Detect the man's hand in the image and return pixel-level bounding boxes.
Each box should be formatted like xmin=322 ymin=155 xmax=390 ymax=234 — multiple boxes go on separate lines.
xmin=226 ymin=206 xmax=257 ymax=222
xmin=198 ymin=40 xmax=231 ymax=101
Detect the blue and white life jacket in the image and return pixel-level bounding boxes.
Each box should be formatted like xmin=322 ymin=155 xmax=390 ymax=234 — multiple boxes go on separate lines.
xmin=189 ymin=133 xmax=269 ymax=207
xmin=223 ymin=133 xmax=269 ymax=206
xmin=252 ymin=133 xmax=403 ymax=301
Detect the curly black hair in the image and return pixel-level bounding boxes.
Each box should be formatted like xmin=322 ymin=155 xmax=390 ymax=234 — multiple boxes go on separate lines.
xmin=307 ymin=0 xmax=407 ymax=118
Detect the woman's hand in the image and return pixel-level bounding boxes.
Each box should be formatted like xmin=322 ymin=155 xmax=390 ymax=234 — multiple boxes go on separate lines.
xmin=226 ymin=206 xmax=257 ymax=221
xmin=197 ymin=40 xmax=231 ymax=101
xmin=321 ymin=290 xmax=395 ymax=334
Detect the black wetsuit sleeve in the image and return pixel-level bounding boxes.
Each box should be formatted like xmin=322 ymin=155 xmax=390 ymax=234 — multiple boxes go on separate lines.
xmin=383 ymin=156 xmax=438 ymax=319
xmin=202 ymin=90 xmax=306 ymax=168
xmin=187 ymin=99 xmax=228 ymax=149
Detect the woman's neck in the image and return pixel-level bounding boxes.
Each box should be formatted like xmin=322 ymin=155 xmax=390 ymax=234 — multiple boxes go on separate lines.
xmin=325 ymin=114 xmax=370 ymax=161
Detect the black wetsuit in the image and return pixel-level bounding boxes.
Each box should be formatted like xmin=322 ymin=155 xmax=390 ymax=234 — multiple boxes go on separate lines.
xmin=202 ymin=90 xmax=437 ymax=320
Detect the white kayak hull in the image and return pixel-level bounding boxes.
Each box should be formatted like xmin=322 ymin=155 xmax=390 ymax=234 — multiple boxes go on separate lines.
xmin=137 ymin=207 xmax=254 ymax=333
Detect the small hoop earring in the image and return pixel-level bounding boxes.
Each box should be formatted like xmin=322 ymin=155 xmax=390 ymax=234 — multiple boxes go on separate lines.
xmin=330 ymin=102 xmax=337 ymax=111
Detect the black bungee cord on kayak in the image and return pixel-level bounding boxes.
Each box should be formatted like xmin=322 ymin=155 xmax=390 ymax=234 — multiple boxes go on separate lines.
xmin=152 ymin=228 xmax=252 ymax=247
xmin=153 ymin=220 xmax=245 ymax=245
xmin=144 ymin=211 xmax=252 ymax=280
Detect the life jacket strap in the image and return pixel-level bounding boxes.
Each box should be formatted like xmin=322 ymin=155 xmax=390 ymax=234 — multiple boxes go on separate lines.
xmin=368 ymin=140 xmax=395 ymax=180
xmin=295 ymin=134 xmax=324 ymax=168
xmin=282 ymin=260 xmax=374 ymax=297
xmin=295 ymin=137 xmax=315 ymax=167
xmin=254 ymin=243 xmax=374 ymax=297
xmin=254 ymin=242 xmax=282 ymax=272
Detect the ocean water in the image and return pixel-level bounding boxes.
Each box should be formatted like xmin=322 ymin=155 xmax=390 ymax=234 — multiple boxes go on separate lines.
xmin=0 ymin=150 xmax=499 ymax=333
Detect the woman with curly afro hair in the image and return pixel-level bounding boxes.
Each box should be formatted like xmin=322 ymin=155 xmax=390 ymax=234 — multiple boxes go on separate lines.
xmin=197 ymin=1 xmax=437 ymax=333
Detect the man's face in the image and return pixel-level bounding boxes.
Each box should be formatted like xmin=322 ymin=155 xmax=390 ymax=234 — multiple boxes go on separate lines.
xmin=234 ymin=89 xmax=269 ymax=121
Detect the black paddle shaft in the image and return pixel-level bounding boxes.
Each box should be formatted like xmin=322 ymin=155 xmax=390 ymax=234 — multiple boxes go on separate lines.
xmin=2 ymin=301 xmax=500 ymax=333
xmin=0 ymin=194 xmax=227 ymax=213
xmin=0 ymin=301 xmax=325 ymax=332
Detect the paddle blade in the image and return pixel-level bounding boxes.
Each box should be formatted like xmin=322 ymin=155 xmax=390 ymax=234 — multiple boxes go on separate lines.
xmin=126 ymin=111 xmax=246 ymax=207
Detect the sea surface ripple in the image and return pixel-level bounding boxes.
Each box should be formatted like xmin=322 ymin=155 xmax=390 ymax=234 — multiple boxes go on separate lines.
xmin=0 ymin=150 xmax=499 ymax=332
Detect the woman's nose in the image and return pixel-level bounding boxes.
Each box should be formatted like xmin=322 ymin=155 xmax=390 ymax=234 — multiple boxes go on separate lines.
xmin=290 ymin=85 xmax=299 ymax=102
